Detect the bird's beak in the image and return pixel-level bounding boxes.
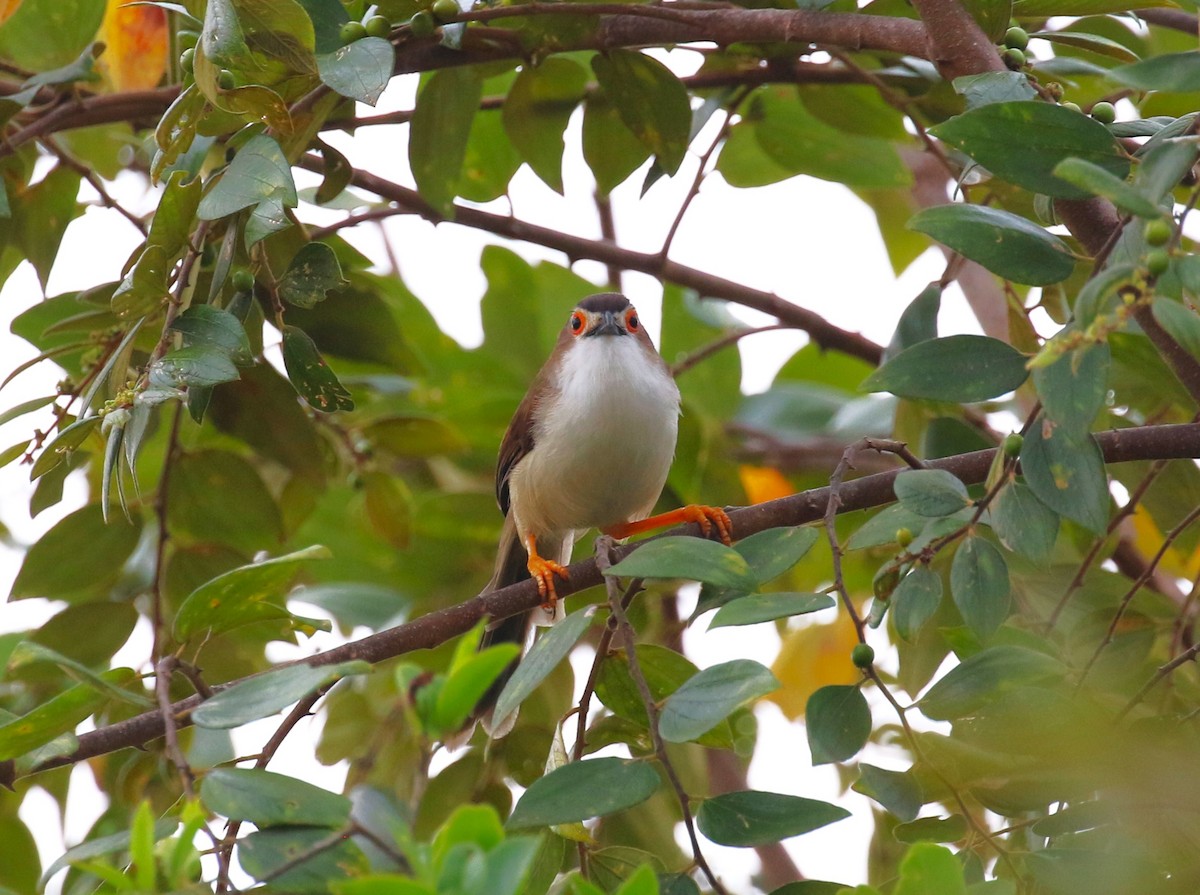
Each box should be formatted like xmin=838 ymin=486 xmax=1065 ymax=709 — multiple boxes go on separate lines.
xmin=588 ymin=310 xmax=625 ymax=337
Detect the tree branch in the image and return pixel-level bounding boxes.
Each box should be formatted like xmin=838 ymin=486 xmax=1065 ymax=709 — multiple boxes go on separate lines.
xmin=906 ymin=0 xmax=1003 ymax=81
xmin=6 ymin=421 xmax=1198 ymax=785
xmin=297 ymin=156 xmax=885 ymax=363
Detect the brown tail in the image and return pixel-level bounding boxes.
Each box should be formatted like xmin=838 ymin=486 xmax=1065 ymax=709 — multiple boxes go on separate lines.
xmin=474 ymin=519 xmax=533 ymax=735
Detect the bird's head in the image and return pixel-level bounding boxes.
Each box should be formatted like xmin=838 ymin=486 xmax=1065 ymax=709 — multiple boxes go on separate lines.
xmin=564 ymin=293 xmax=643 ymax=340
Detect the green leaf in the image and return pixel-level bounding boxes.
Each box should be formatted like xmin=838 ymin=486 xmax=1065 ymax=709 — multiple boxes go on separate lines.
xmin=197 ymin=135 xmax=297 ymax=220
xmin=885 ymin=283 xmax=942 ymax=362
xmin=506 ymin=758 xmax=661 ymax=829
xmin=11 ymin=504 xmax=142 ymax=599
xmin=316 ymin=37 xmax=393 ymax=105
xmin=709 ymin=593 xmax=834 ymax=629
xmin=895 ymin=843 xmax=967 ymax=895
xmin=861 ymin=335 xmax=1029 ymax=403
xmin=591 ymin=50 xmax=691 ymax=176
xmin=239 ymin=827 xmax=367 ymax=889
xmin=892 ymin=565 xmax=943 ymax=641
xmin=582 ymin=91 xmax=651 ymax=195
xmin=200 ymin=768 xmax=351 ymax=827
xmin=39 ymin=819 xmax=178 ymax=890
xmin=605 ymin=537 xmax=758 ymax=590
xmin=502 ymin=58 xmax=588 ymax=193
xmin=853 ymin=765 xmax=923 ymax=822
xmin=1110 ymin=52 xmax=1200 ymax=93
xmin=735 ymin=87 xmax=912 ymax=189
xmin=8 ymin=641 xmax=151 ymax=707
xmin=919 ymin=645 xmax=1064 ymax=720
xmin=734 ymin=526 xmax=820 ymax=584
xmin=950 ymin=536 xmax=1011 ymax=640
xmin=191 ymin=660 xmax=369 ymax=728
xmin=1031 ymin=29 xmax=1139 ymax=63
xmin=492 ymin=606 xmax=597 ymax=729
xmin=1152 ymin=298 xmax=1200 ymax=361
xmin=658 ymin=659 xmax=778 ymax=743
xmin=907 ymin=204 xmax=1075 ymax=286
xmin=930 ymin=101 xmax=1129 ymax=199
xmin=409 ymin=67 xmax=483 ymax=216
xmin=0 ymin=0 xmax=105 ymax=70
xmin=0 ymin=668 xmax=136 ymax=759
xmin=362 ymin=470 xmax=414 ymax=549
xmin=0 ymin=394 xmax=54 ymax=427
xmin=29 ymin=416 xmax=100 ymax=481
xmin=168 ymin=450 xmax=282 ymax=554
xmin=989 ymin=482 xmax=1059 ymax=564
xmin=433 ymin=642 xmax=521 ymax=732
xmin=1051 ymin=158 xmax=1161 ymax=218
xmin=894 ymin=816 xmax=969 ymax=845
xmin=169 ymin=305 xmax=254 ymax=365
xmin=806 ymin=685 xmax=871 ymax=764
xmin=952 ymin=72 xmax=1038 ymax=109
xmin=174 ymin=545 xmax=332 ymax=641
xmin=1020 ymin=416 xmax=1109 ymax=533
xmin=1032 ymin=341 xmax=1110 ymax=436
xmin=278 ymin=242 xmax=348 ymax=308
xmin=894 ymin=469 xmax=971 ymax=518
xmin=696 ymin=791 xmax=850 ymax=847
xmin=15 ymin=166 xmax=81 ymax=290
xmin=363 ymin=416 xmax=467 ymax=458
xmin=148 ymin=170 xmax=204 ymax=257
xmin=282 ymin=325 xmax=355 ymax=412
xmin=149 ymin=346 xmax=240 ymax=389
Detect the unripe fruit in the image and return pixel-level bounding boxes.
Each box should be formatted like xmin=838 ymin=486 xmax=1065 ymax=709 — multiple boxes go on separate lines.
xmin=340 ymin=21 xmax=367 ymax=43
xmin=851 ymin=643 xmax=876 ymax=668
xmin=1002 ymin=47 xmax=1026 ymax=68
xmin=1146 ymin=248 xmax=1170 ymax=277
xmin=1002 ymin=433 xmax=1024 ymax=457
xmin=408 ymin=10 xmax=435 ymax=36
xmin=895 ymin=527 xmax=914 ymax=548
xmin=1145 ymin=218 xmax=1172 ymax=247
xmin=432 ymin=0 xmax=459 ymax=22
xmin=179 ymin=47 xmax=195 ymax=73
xmin=217 ymin=69 xmax=235 ymax=90
xmin=365 ymin=14 xmax=391 ymax=37
xmin=1090 ymin=101 xmax=1116 ymax=124
xmin=1004 ymin=26 xmax=1029 ymax=51
xmin=232 ymin=269 xmax=254 ymax=292
xmin=1061 ymin=101 xmax=1081 ymax=113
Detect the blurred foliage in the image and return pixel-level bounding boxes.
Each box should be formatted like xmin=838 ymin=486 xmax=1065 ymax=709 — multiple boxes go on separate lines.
xmin=0 ymin=0 xmax=1199 ymax=893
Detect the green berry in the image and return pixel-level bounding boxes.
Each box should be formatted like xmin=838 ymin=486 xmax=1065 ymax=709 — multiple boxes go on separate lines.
xmin=217 ymin=69 xmax=235 ymax=90
xmin=1002 ymin=47 xmax=1026 ymax=68
xmin=432 ymin=0 xmax=459 ymax=22
xmin=1002 ymin=433 xmax=1024 ymax=458
xmin=895 ymin=527 xmax=914 ymax=548
xmin=1061 ymin=101 xmax=1081 ymax=113
xmin=1004 ymin=26 xmax=1029 ymax=51
xmin=1145 ymin=218 xmax=1172 ymax=247
xmin=340 ymin=21 xmax=367 ymax=43
xmin=1090 ymin=101 xmax=1116 ymax=124
xmin=408 ymin=10 xmax=435 ymax=36
xmin=851 ymin=643 xmax=876 ymax=668
xmin=365 ymin=14 xmax=391 ymax=37
xmin=1146 ymin=248 xmax=1171 ymax=277
xmin=178 ymin=30 xmax=199 ymax=50
xmin=232 ymin=269 xmax=254 ymax=292
xmin=179 ymin=47 xmax=194 ymax=73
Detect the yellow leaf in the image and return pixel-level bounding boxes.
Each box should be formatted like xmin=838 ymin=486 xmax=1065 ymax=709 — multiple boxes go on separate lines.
xmin=97 ymin=0 xmax=168 ymax=93
xmin=766 ymin=612 xmax=861 ymax=721
xmin=1130 ymin=505 xmax=1197 ymax=579
xmin=739 ymin=464 xmax=794 ymax=505
xmin=0 ymin=0 xmax=22 ymax=27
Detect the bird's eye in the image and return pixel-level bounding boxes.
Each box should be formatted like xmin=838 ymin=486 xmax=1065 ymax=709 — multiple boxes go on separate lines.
xmin=570 ymin=311 xmax=585 ymax=334
xmin=625 ymin=310 xmax=640 ymax=331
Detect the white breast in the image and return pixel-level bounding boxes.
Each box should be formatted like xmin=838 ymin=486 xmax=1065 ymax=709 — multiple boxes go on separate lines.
xmin=509 ymin=335 xmax=680 ymax=540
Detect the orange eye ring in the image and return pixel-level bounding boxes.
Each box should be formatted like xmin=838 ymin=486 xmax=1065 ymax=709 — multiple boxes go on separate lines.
xmin=625 ymin=309 xmax=640 ymax=332
xmin=570 ymin=311 xmax=586 ymax=335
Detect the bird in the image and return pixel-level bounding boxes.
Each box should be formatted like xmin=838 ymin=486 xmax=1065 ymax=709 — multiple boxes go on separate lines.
xmin=470 ymin=292 xmax=732 ymax=737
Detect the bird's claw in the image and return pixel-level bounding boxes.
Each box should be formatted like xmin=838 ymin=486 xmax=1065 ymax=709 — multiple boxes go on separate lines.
xmin=684 ymin=504 xmax=733 ymax=546
xmin=529 ymin=555 xmax=570 ymax=613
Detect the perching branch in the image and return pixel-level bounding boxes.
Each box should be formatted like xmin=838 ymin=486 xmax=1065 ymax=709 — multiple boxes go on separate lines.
xmin=3 ymin=421 xmax=1197 ymax=785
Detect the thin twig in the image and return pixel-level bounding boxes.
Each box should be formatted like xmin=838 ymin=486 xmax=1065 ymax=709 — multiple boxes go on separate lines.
xmin=670 ymin=324 xmax=793 ymax=378
xmin=595 ymin=537 xmax=728 ymax=895
xmin=155 ymin=656 xmax=195 ymax=797
xmin=1118 ymin=640 xmax=1200 ymax=720
xmin=151 ymin=404 xmax=184 ymax=664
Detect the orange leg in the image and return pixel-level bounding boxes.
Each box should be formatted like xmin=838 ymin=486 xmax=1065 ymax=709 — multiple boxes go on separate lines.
xmin=526 ymin=533 xmax=570 ymax=612
xmin=604 ymin=505 xmax=733 ymax=546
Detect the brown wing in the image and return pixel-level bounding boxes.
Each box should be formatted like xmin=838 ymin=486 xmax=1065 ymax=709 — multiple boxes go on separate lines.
xmin=495 ymin=389 xmax=537 ymax=517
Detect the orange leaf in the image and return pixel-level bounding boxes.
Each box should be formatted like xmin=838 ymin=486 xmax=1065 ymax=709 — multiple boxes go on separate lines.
xmin=766 ymin=612 xmax=861 ymax=721
xmin=739 ymin=464 xmax=794 ymax=505
xmin=97 ymin=0 xmax=168 ymax=93
xmin=0 ymin=0 xmax=22 ymax=27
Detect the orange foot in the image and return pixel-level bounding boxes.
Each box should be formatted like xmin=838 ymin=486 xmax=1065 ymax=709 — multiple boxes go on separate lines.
xmin=526 ymin=534 xmax=570 ymax=613
xmin=604 ymin=504 xmax=733 ymax=546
